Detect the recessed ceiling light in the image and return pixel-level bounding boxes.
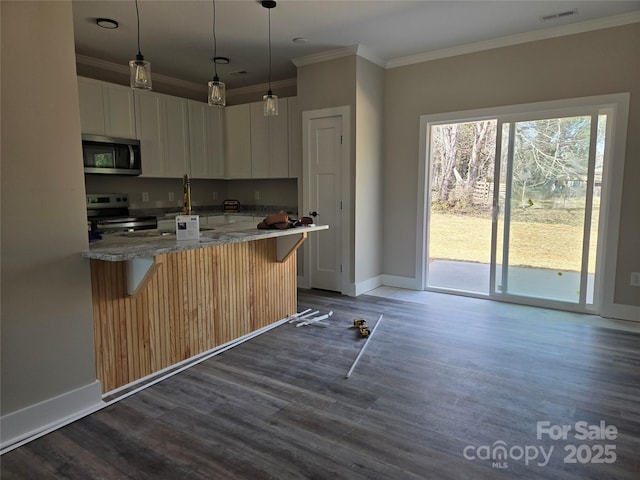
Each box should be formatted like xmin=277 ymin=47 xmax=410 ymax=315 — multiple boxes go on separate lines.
xmin=96 ymin=18 xmax=119 ymax=29
xmin=292 ymin=37 xmax=308 ymax=44
xmin=213 ymin=56 xmax=230 ymax=65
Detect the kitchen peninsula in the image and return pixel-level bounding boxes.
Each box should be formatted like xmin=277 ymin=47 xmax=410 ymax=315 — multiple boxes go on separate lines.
xmin=84 ymin=223 xmax=328 ymax=393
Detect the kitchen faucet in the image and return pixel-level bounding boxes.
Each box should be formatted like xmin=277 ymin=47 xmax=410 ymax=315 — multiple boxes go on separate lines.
xmin=183 ymin=174 xmax=192 ymax=214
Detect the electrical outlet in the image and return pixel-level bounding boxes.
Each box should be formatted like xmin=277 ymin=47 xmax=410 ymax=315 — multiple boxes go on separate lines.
xmin=142 ymin=192 xmax=149 ymax=202
xmin=212 ymin=191 xmax=218 ymax=201
xmin=631 ymin=272 xmax=640 ymax=287
xmin=168 ymin=191 xmax=175 ymax=202
xmin=255 ymin=191 xmax=260 ymax=200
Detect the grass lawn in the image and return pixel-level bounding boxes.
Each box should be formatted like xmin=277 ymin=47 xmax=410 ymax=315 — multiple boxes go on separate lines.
xmin=429 ymin=210 xmax=597 ymax=273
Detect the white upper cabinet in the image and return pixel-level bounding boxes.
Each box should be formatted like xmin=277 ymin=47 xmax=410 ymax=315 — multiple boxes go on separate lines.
xmin=188 ymin=100 xmax=224 ymax=179
xmin=250 ymin=98 xmax=289 ymax=178
xmin=77 ymin=77 xmax=136 ymax=139
xmin=225 ymin=104 xmax=252 ymax=179
xmin=135 ymin=90 xmax=189 ymax=178
xmin=78 ymin=76 xmax=299 ymax=181
xmin=163 ymin=95 xmax=190 ymax=178
xmin=134 ymin=90 xmax=164 ymax=177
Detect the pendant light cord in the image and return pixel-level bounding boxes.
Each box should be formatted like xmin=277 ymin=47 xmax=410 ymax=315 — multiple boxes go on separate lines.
xmin=268 ymin=6 xmax=272 ymax=91
xmin=212 ymin=0 xmax=218 ymax=78
xmin=135 ymin=0 xmax=141 ymax=56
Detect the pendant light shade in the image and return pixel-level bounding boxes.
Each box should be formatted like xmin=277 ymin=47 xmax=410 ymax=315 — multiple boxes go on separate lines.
xmin=129 ymin=0 xmax=152 ymax=90
xmin=263 ymin=90 xmax=278 ymax=116
xmin=208 ymin=76 xmax=226 ymax=106
xmin=262 ymin=1 xmax=278 ymax=116
xmin=208 ymin=0 xmax=226 ymax=106
xmin=130 ymin=54 xmax=152 ymax=90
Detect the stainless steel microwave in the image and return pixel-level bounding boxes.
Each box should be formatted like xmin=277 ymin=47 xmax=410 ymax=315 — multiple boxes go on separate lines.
xmin=82 ymin=135 xmax=141 ymax=175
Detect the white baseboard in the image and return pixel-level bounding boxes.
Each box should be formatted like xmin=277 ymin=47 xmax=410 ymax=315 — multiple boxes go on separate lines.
xmin=381 ymin=274 xmax=421 ymax=290
xmin=1 ymin=380 xmax=104 ymax=454
xmin=601 ymin=302 xmax=640 ymax=322
xmin=355 ymin=275 xmax=383 ymax=296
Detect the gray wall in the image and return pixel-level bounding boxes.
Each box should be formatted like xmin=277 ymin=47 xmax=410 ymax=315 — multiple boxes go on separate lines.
xmin=1 ymin=1 xmax=97 ymax=415
xmin=383 ymin=23 xmax=640 ymax=307
xmin=354 ymin=57 xmax=385 ymax=286
xmin=296 ymin=55 xmax=386 ymax=291
xmin=297 ymin=56 xmax=358 ymax=283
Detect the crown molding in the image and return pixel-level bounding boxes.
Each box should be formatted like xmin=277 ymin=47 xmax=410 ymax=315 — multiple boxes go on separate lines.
xmin=227 ymin=78 xmax=297 ymax=98
xmin=75 ymin=54 xmax=296 ymax=98
xmin=292 ymin=45 xmax=359 ymax=67
xmin=354 ymin=44 xmax=386 ymax=68
xmin=292 ymin=44 xmax=385 ymax=68
xmin=387 ymin=11 xmax=640 ymax=69
xmin=76 ymin=54 xmax=206 ymax=94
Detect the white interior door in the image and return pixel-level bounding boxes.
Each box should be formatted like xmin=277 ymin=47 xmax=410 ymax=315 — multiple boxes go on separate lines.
xmin=307 ymin=115 xmax=343 ymax=292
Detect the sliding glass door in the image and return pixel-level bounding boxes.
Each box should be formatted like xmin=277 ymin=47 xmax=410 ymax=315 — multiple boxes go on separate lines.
xmin=425 ymin=102 xmax=612 ymax=311
xmin=427 ymin=120 xmax=497 ymax=294
xmin=494 ymin=114 xmax=604 ymax=305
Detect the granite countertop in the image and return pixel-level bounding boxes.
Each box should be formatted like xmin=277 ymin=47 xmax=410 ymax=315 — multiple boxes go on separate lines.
xmin=83 ymin=223 xmax=328 ymax=261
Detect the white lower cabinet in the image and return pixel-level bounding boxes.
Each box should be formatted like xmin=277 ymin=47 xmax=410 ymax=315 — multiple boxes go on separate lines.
xmin=157 ymin=219 xmax=175 ymax=230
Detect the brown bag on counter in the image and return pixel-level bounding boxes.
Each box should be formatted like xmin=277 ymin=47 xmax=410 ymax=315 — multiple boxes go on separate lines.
xmin=257 ymin=212 xmax=290 ymax=230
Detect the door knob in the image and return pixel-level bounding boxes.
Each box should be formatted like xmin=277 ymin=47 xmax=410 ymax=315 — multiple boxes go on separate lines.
xmin=309 ymin=211 xmax=319 ymax=217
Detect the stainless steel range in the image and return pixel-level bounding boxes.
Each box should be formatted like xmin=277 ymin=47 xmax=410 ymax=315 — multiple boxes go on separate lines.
xmin=87 ymin=193 xmax=157 ymax=233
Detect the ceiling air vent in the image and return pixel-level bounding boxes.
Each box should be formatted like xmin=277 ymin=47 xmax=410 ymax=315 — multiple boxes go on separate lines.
xmin=540 ymin=9 xmax=578 ymax=22
xmin=229 ymin=70 xmax=249 ymax=76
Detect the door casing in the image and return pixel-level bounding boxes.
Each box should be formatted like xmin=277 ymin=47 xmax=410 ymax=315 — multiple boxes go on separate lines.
xmin=302 ymin=106 xmax=351 ymax=295
xmin=417 ymin=93 xmax=631 ymax=318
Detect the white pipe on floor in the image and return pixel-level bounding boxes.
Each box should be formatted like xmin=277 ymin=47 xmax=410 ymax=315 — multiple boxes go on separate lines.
xmin=345 ymin=314 xmax=383 ymax=379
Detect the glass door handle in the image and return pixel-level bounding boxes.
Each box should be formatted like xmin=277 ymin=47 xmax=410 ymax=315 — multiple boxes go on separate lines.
xmin=491 ymin=205 xmax=500 ymax=222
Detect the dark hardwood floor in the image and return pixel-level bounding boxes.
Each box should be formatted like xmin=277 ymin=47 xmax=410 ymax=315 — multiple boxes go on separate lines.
xmin=2 ymin=289 xmax=640 ymax=479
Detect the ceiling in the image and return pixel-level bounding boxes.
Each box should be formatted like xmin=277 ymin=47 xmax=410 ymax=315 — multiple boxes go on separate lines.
xmin=72 ymin=1 xmax=640 ymax=91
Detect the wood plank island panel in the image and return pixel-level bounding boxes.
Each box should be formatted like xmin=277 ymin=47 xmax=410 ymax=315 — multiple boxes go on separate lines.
xmin=90 ymin=238 xmax=297 ymax=393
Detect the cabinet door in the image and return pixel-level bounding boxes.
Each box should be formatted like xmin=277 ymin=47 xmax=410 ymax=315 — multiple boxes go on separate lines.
xmin=225 ymin=104 xmax=252 ymax=179
xmin=104 ymin=83 xmax=136 ymax=139
xmin=188 ymin=100 xmax=209 ymax=179
xmin=250 ymin=102 xmax=270 ymax=178
xmin=135 ymin=90 xmax=165 ymax=177
xmin=78 ymin=77 xmax=105 ymax=135
xmin=164 ymin=95 xmax=190 ymax=178
xmin=188 ymin=101 xmax=224 ymax=179
xmin=208 ymin=107 xmax=225 ymax=178
xmin=269 ymin=98 xmax=289 ymax=178
xmin=250 ymin=98 xmax=288 ymax=178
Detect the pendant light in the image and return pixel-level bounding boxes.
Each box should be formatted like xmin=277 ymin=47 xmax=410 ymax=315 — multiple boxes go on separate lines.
xmin=208 ymin=0 xmax=226 ymax=106
xmin=129 ymin=0 xmax=152 ymax=90
xmin=262 ymin=0 xmax=278 ymax=116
